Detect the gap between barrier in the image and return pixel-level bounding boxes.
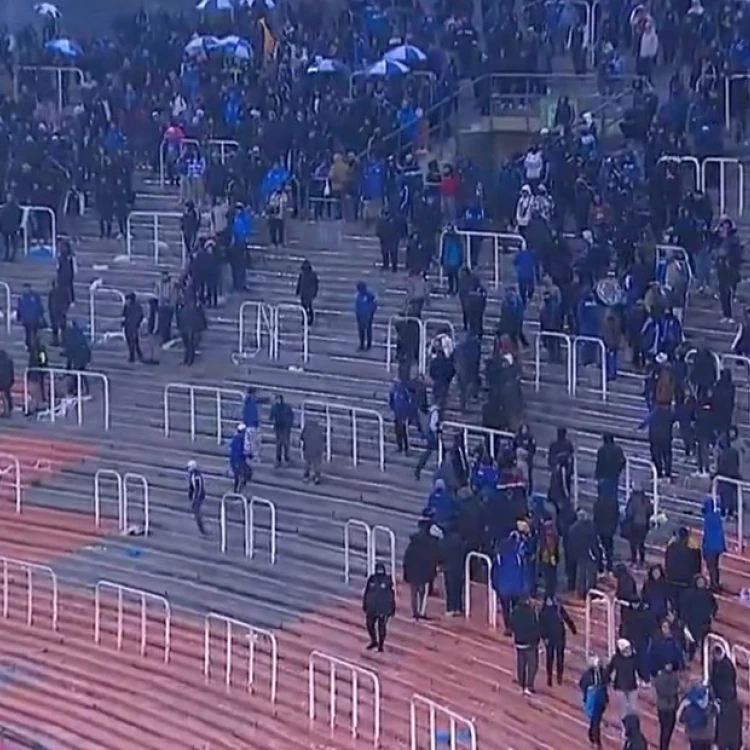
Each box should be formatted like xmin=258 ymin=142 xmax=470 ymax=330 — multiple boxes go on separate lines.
xmin=1 ymin=556 xmax=58 ymax=630
xmin=93 ymin=468 xmax=150 ymax=535
xmin=219 ymin=493 xmax=277 ymax=563
xmin=712 ymin=475 xmax=749 ymax=551
xmin=343 ymin=520 xmax=396 ymax=584
xmin=534 ymin=331 xmax=573 ymax=395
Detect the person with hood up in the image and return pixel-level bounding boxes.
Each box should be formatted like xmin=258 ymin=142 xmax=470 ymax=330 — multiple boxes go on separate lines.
xmin=568 ymin=509 xmax=600 ymax=598
xmin=665 ymin=527 xmax=702 ymax=614
xmin=653 ymin=662 xmax=680 ymax=750
xmin=647 ymin=618 xmax=685 ymax=678
xmin=269 ymin=394 xmax=294 ymax=468
xmin=539 ymin=594 xmax=577 ymax=686
xmin=229 ymin=423 xmax=249 ymax=492
xmin=492 ymin=530 xmax=529 ymax=634
xmin=424 ymin=478 xmax=457 ymax=529
xmin=579 ymin=656 xmax=608 ymax=748
xmin=295 ymin=260 xmax=319 ymax=325
xmin=701 ymin=496 xmax=726 ymax=591
xmin=677 ymin=683 xmax=717 ymax=749
xmin=515 ymin=185 xmax=533 ymax=232
xmin=402 ymin=518 xmax=440 ymax=620
xmin=354 ymin=282 xmax=377 ymax=352
xmin=509 ymin=594 xmax=540 ymax=695
xmin=362 ymin=561 xmax=396 ymax=652
xmin=709 ymin=643 xmax=738 ymax=703
xmin=640 ymin=564 xmax=670 ymax=624
xmin=622 ymin=714 xmax=647 ymax=750
xmin=605 ymin=638 xmax=640 ymax=719
xmin=301 ymin=416 xmax=324 ymax=484
xmin=622 ymin=488 xmax=652 ymax=567
xmin=681 ymin=575 xmax=717 ymax=661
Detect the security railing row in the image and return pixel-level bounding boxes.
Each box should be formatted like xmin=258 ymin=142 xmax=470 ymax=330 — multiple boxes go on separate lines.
xmin=93 ymin=469 xmax=150 ymax=536
xmin=385 ymin=315 xmax=456 ymax=376
xmin=125 ymin=211 xmax=186 ymax=266
xmin=219 ymin=492 xmax=277 ymax=564
xmin=342 ymin=519 xmax=396 ymax=584
xmin=234 ymin=300 xmax=309 ymax=364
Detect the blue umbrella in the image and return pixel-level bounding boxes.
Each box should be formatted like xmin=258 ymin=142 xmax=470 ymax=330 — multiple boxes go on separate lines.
xmin=367 ymin=59 xmax=409 ymax=77
xmin=45 ymin=38 xmax=83 ymax=57
xmin=184 ymin=35 xmax=220 ymax=57
xmin=217 ymin=35 xmax=253 ymax=61
xmin=384 ymin=44 xmax=427 ymax=64
xmin=307 ymin=58 xmax=347 ymax=74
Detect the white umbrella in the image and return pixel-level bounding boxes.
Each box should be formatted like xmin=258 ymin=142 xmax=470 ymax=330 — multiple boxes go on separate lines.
xmin=184 ymin=35 xmax=219 ymax=57
xmin=217 ymin=35 xmax=253 ymax=60
xmin=45 ymin=38 xmax=83 ymax=57
xmin=34 ymin=2 xmax=61 ymax=18
xmin=196 ymin=0 xmax=234 ymax=11
xmin=367 ymin=59 xmax=409 ymax=77
xmin=306 ymin=58 xmax=346 ymax=74
xmin=384 ymin=44 xmax=427 ymax=64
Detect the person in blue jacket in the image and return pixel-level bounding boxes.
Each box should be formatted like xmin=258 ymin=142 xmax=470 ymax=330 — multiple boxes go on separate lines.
xmin=354 ymin=282 xmax=377 ymax=352
xmin=513 ymin=245 xmax=539 ymax=307
xmin=242 ymin=386 xmax=261 ymax=462
xmin=647 ymin=618 xmax=686 ymax=677
xmin=441 ymin=226 xmax=463 ymax=295
xmin=471 ymin=452 xmax=498 ymax=497
xmin=16 ymin=283 xmax=45 ymax=351
xmin=229 ymin=423 xmax=249 ymax=492
xmin=424 ymin=478 xmax=457 ymax=528
xmin=492 ymin=531 xmax=529 ymax=635
xmin=576 ymin=290 xmax=601 ymax=366
xmin=702 ymin=496 xmax=726 ymax=591
xmin=388 ymin=378 xmax=414 ymax=454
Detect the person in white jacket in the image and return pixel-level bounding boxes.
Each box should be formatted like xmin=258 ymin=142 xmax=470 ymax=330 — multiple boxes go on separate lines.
xmin=638 ymin=20 xmax=659 ymax=81
xmin=515 ymin=185 xmax=534 ymax=232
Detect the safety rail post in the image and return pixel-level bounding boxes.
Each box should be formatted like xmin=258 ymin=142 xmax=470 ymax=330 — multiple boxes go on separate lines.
xmin=308 ymin=650 xmax=381 ymax=744
xmin=703 ymin=633 xmax=734 ymax=683
xmin=464 ymin=552 xmax=496 ymax=629
xmin=93 ymin=468 xmax=123 ymax=531
xmin=422 ymin=318 xmax=457 ymax=377
xmin=248 ymin=496 xmax=277 ymax=564
xmin=94 ymin=581 xmax=171 ymax=662
xmin=89 ymin=284 xmax=126 ymax=344
xmin=721 ymin=353 xmax=750 ymax=429
xmin=234 ymin=301 xmax=273 ymax=361
xmin=159 ymin=136 xmax=200 ymax=188
xmin=20 ymin=205 xmax=57 ymax=258
xmin=584 ymin=589 xmax=614 ymax=661
xmin=123 ymin=473 xmax=150 ymax=536
xmin=24 ymin=367 xmax=110 ymax=430
xmin=344 ymin=519 xmax=372 ymax=583
xmin=370 ymin=525 xmax=396 ymax=581
xmin=624 ymin=456 xmax=661 ymax=523
xmin=409 ymin=694 xmax=477 ymax=750
xmin=272 ymin=304 xmax=309 ymax=363
xmin=730 ymin=643 xmax=750 ymax=737
xmin=572 ymin=336 xmax=608 ymax=401
xmin=163 ymin=383 xmax=245 ymax=445
xmin=701 ymin=157 xmax=744 ymax=217
xmin=490 ymin=231 xmax=526 ymax=290
xmin=438 ymin=420 xmax=514 ymax=464
xmin=220 ymin=493 xmax=250 ymax=557
xmin=534 ymin=331 xmax=573 ymax=395
xmin=14 ymin=65 xmax=84 ymax=111
xmin=0 ymin=452 xmax=22 ymax=514
xmin=386 ymin=315 xmax=425 ymax=374
xmin=712 ymin=475 xmax=749 ymax=551
xmin=1 ymin=556 xmax=58 ymax=630
xmin=208 ymin=138 xmax=240 ymax=165
xmin=657 ymin=155 xmax=701 ymax=193
xmin=203 ymin=612 xmax=278 ymax=703
xmin=126 ymin=211 xmax=185 ymax=265
xmin=0 ymin=281 xmax=9 ymax=335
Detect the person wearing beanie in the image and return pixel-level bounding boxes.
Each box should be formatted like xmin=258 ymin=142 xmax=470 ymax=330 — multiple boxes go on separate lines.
xmin=605 ymin=639 xmax=639 ymax=719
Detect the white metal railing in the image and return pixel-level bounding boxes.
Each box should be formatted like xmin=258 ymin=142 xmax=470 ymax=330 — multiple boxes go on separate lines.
xmin=657 ymin=155 xmax=701 ymax=193
xmin=724 ymin=74 xmax=750 ymax=130
xmin=20 ymin=205 xmax=57 ymax=258
xmin=701 ymin=157 xmax=744 ymax=217
xmin=623 ymin=455 xmax=660 ymax=521
xmin=437 ymin=420 xmax=514 ymax=464
xmin=0 ymin=281 xmax=9 ymax=334
xmin=94 ymin=580 xmax=171 ymax=662
xmin=163 ymin=382 xmax=244 ymax=445
xmin=0 ymin=452 xmax=21 ymax=513
xmin=464 ymin=552 xmax=496 ymax=629
xmin=730 ymin=643 xmax=750 ymax=737
xmin=93 ymin=469 xmax=150 ymax=535
xmin=89 ymin=283 xmax=125 ymax=344
xmin=712 ymin=475 xmax=749 ymax=551
xmin=572 ymin=335 xmax=608 ymax=401
xmin=203 ymin=612 xmax=278 ymax=703
xmin=410 ymin=694 xmax=477 ymax=750
xmin=343 ymin=520 xmax=396 ymax=583
xmin=272 ymin=304 xmax=309 ymax=363
xmin=24 ymin=367 xmax=110 ymax=430
xmin=1 ymin=557 xmax=58 ymax=629
xmin=656 ymin=244 xmax=693 ymax=294
xmin=14 ymin=65 xmax=84 ymax=111
xmin=386 ymin=315 xmax=424 ymax=374
xmin=584 ymin=588 xmax=614 ymax=661
xmin=720 ymin=353 xmax=750 ymax=429
xmin=423 ymin=318 xmax=457 ymax=378
xmin=126 ymin=211 xmax=186 ymax=265
xmin=158 ymin=136 xmax=200 ymax=188
xmin=308 ymin=650 xmax=381 ymax=744
xmin=234 ymin=301 xmax=274 ymax=361
xmin=219 ymin=493 xmax=277 ymax=563
xmin=534 ymin=331 xmax=573 ymax=395
xmin=207 ymin=138 xmax=240 ymax=165
xmin=703 ymin=632 xmax=734 ymax=683
xmin=301 ymin=400 xmax=385 ymax=471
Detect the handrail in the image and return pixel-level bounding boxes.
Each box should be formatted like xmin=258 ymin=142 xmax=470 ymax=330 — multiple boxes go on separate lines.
xmin=701 ymin=157 xmax=744 ymax=216
xmin=410 ymin=694 xmax=477 ymax=750
xmin=235 ymin=301 xmax=274 ymax=361
xmin=534 ymin=331 xmax=573 ymax=395
xmin=720 ymin=353 xmax=750 ymax=429
xmin=20 ymin=205 xmax=57 ymax=258
xmin=584 ymin=588 xmax=614 ymax=660
xmin=372 ymin=525 xmax=396 ymax=584
xmin=94 ymin=468 xmax=123 ymax=530
xmin=657 ymin=155 xmax=701 ymax=193
xmin=343 ymin=519 xmax=372 ymax=583
xmin=423 ymin=318 xmax=457 ymax=378
xmin=464 ymin=551 xmax=496 ymax=629
xmin=126 ymin=211 xmax=185 ymax=265
xmin=23 ymin=367 xmax=110 ymax=430
xmin=712 ymin=475 xmax=749 ymax=551
xmin=623 ymin=455 xmax=660 ymax=523
xmin=703 ymin=632 xmax=734 ymax=683
xmin=437 ymin=420 xmax=514 ymax=463
xmin=730 ymin=643 xmax=750 ymax=736
xmin=273 ymin=303 xmax=309 ymax=363
xmin=572 ymin=335 xmax=608 ymax=401
xmin=89 ymin=284 xmax=125 ymax=344
xmin=163 ymin=382 xmax=245 ymax=445
xmin=220 ymin=492 xmax=250 ymax=556
xmin=249 ymin=495 xmax=277 ymax=564
xmin=301 ymin=399 xmax=385 ymax=471
xmin=0 ymin=281 xmax=9 ymax=334
xmin=203 ymin=611 xmax=278 ymax=703
xmin=159 ymin=136 xmax=201 ymax=188
xmin=308 ymin=650 xmax=381 ymax=744
xmin=0 ymin=451 xmax=22 ymax=513
xmin=1 ymin=556 xmax=58 ymax=630
xmin=94 ymin=580 xmax=171 ymax=662
xmin=386 ymin=315 xmax=424 ymax=374
xmin=14 ymin=65 xmax=84 ymax=110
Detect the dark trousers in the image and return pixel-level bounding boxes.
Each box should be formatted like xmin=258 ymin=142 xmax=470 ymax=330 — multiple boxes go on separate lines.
xmin=51 ymin=315 xmax=66 ymax=346
xmin=599 ymin=534 xmax=614 ymax=572
xmin=125 ymin=331 xmax=144 ymax=363
xmin=719 ymin=281 xmax=733 ymax=319
xmin=23 ymin=324 xmax=38 ymax=351
xmin=588 ymin=703 xmax=605 ymax=746
xmin=515 ymin=646 xmax=538 ymax=690
xmin=500 ymin=596 xmax=517 ymax=634
xmin=157 ymin=306 xmax=173 ymax=344
xmin=365 ymin=613 xmax=387 ymax=649
xmin=628 ymin=525 xmax=648 ymax=565
xmin=357 ymin=319 xmax=373 ymax=350
xmin=275 ymin=429 xmax=291 ymax=465
xmin=381 ymin=242 xmax=398 ymax=271
xmin=182 ymin=332 xmax=197 ymax=365
xmin=269 ymin=217 xmax=284 ymax=246
xmin=651 ymin=439 xmax=673 ymax=478
xmin=443 ymin=566 xmax=464 ymax=613
xmin=2 ymin=231 xmax=17 ymax=261
xmin=301 ymin=300 xmax=315 ymax=325
xmin=0 ymin=387 xmax=11 ymax=415
xmin=657 ymin=708 xmax=676 ymax=750
xmin=544 ymin=641 xmax=565 ymax=684
xmin=191 ymin=497 xmax=207 ymax=535
xmin=395 ymin=418 xmax=409 ymax=453
xmin=705 ymin=552 xmax=721 ymax=590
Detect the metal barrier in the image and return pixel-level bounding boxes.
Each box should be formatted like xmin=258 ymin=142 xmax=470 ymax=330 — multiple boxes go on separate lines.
xmin=571 ymin=335 xmax=608 ymax=401
xmin=534 ymin=331 xmax=573 ymax=395
xmin=0 ymin=452 xmax=21 ymax=513
xmin=423 ymin=318 xmax=457 ymax=377
xmin=438 ymin=420 xmax=514 ymax=464
xmin=712 ymin=475 xmax=749 ymax=551
xmin=584 ymin=588 xmax=614 ymax=661
xmin=163 ymin=383 xmax=244 ymax=445
xmin=410 ymin=694 xmax=477 ymax=750
xmin=343 ymin=520 xmax=396 ymax=583
xmin=703 ymin=632 xmax=734 ymax=683
xmin=624 ymin=455 xmax=660 ymax=521
xmin=219 ymin=493 xmax=277 ymax=562
xmin=308 ymin=650 xmax=381 ymax=744
xmin=203 ymin=612 xmax=278 ymax=702
xmin=249 ymin=496 xmax=277 ymax=563
xmin=14 ymin=65 xmax=84 ymax=111
xmin=721 ymin=353 xmax=750 ymax=429
xmin=301 ymin=400 xmax=386 ymax=471
xmin=92 ymin=470 xmax=150 ymax=535
xmin=724 ymin=73 xmax=750 ymax=129
xmin=657 ymin=155 xmax=701 ymax=193
xmin=207 ymin=138 xmax=240 ymax=165
xmin=730 ymin=643 xmax=750 ymax=737
xmin=24 ymin=367 xmax=110 ymax=430
xmin=94 ymin=581 xmax=171 ymax=662
xmin=464 ymin=551 xmax=496 ymax=629
xmin=126 ymin=211 xmax=185 ymax=265
xmin=234 ymin=301 xmax=274 ymax=361
xmin=386 ymin=315 xmax=424 ymax=374
xmin=21 ymin=205 xmax=57 ymax=258
xmin=656 ymin=243 xmax=693 ymax=302
xmin=89 ymin=284 xmax=125 ymax=344
xmin=701 ymin=157 xmax=744 ymax=217
xmin=0 ymin=557 xmax=58 ymax=629
xmin=272 ymin=304 xmax=309 ymax=363
xmin=158 ymin=136 xmax=200 ymax=188
xmin=0 ymin=281 xmax=9 ymax=334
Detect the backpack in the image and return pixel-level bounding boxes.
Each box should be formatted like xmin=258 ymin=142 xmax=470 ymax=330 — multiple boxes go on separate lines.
xmin=682 ymin=702 xmax=708 ymax=732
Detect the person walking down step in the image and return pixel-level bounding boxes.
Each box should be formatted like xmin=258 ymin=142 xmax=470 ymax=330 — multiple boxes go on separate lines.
xmin=579 ymin=656 xmax=608 ymax=749
xmin=362 ymin=561 xmax=396 ymax=653
xmin=653 ymin=663 xmax=679 ymax=750
xmin=354 ymin=282 xmax=377 ymax=352
xmin=510 ymin=595 xmax=540 ymax=696
xmin=539 ymin=594 xmax=577 ymax=687
xmin=296 ymin=260 xmax=319 ymax=325
xmin=187 ymin=460 xmax=208 ymax=536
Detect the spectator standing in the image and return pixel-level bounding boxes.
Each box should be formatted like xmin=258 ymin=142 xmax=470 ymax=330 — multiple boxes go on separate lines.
xmin=187 ymin=460 xmax=208 ymax=536
xmin=653 ymin=663 xmax=680 ymax=750
xmin=539 ymin=594 xmax=577 ymax=687
xmin=403 ymin=519 xmax=440 ymax=620
xmin=354 ymin=282 xmax=377 ymax=352
xmin=509 ymin=595 xmax=540 ymax=695
xmin=301 ymin=416 xmax=324 ymax=484
xmin=701 ymin=496 xmax=726 ymax=591
xmin=269 ymin=395 xmax=293 ymax=468
xmin=606 ymin=638 xmax=640 ymax=719
xmin=579 ymin=656 xmax=608 ymax=749
xmin=296 ymin=260 xmax=319 ymax=325
xmin=0 ymin=350 xmax=13 ymax=417
xmin=362 ymin=562 xmax=396 ymax=653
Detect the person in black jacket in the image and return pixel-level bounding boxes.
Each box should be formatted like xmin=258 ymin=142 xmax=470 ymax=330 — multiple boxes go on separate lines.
xmin=595 ymin=432 xmax=625 ymax=504
xmin=664 ymin=528 xmax=701 ymax=614
xmin=539 ymin=595 xmax=577 ymax=686
xmin=681 ymin=575 xmax=717 ymax=661
xmin=716 ymin=697 xmax=743 ymax=750
xmin=296 ymin=260 xmax=319 ymax=325
xmin=0 ymin=193 xmax=22 ymax=261
xmin=47 ymin=279 xmax=69 ymax=348
xmin=709 ymin=644 xmax=738 ymax=703
xmin=0 ymin=349 xmax=13 ymax=417
xmin=56 ymin=241 xmax=75 ymax=306
xmin=509 ymin=595 xmax=540 ymax=694
xmin=403 ymin=521 xmax=440 ymax=620
xmin=122 ymin=293 xmax=145 ymax=364
xmin=606 ymin=638 xmax=639 ymax=718
xmin=593 ymin=485 xmax=620 ymax=573
xmin=362 ymin=562 xmax=396 ymax=652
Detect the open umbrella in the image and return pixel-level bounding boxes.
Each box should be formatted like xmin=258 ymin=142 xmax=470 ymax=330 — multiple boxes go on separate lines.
xmin=196 ymin=0 xmax=234 ymax=11
xmin=33 ymin=2 xmax=61 ymax=18
xmin=367 ymin=59 xmax=409 ymax=77
xmin=306 ymin=58 xmax=346 ymax=74
xmin=384 ymin=44 xmax=426 ymax=64
xmin=45 ymin=38 xmax=83 ymax=57
xmin=184 ymin=35 xmax=219 ymax=57
xmin=217 ymin=35 xmax=253 ymax=61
